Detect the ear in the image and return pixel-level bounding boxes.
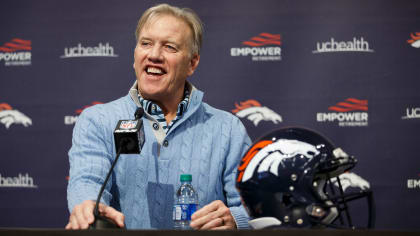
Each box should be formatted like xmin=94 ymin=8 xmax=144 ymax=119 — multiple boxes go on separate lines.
xmin=187 ymin=54 xmax=200 ymax=76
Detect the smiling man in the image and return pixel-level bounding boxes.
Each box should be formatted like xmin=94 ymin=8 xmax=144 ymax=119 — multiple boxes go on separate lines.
xmin=134 ymin=12 xmax=199 ymax=124
xmin=66 ymin=3 xmax=252 ymax=230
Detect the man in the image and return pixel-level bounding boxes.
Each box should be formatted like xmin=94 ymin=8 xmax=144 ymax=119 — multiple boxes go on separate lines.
xmin=66 ymin=4 xmax=251 ymax=230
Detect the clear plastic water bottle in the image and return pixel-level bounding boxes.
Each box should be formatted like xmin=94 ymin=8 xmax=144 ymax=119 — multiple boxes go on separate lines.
xmin=173 ymin=174 xmax=198 ymax=230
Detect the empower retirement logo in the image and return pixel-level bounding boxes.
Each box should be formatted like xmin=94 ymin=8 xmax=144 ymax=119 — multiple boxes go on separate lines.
xmin=316 ymin=98 xmax=368 ymax=127
xmin=0 ymin=38 xmax=32 ymax=66
xmin=64 ymin=101 xmax=103 ymax=125
xmin=230 ymin=33 xmax=282 ymax=61
xmin=407 ymin=172 xmax=420 ymax=189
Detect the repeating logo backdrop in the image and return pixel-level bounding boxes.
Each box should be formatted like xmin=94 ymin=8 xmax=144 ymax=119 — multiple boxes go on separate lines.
xmin=0 ymin=0 xmax=419 ymax=230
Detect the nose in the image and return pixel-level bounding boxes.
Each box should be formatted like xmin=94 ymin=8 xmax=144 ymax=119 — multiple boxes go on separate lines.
xmin=148 ymin=45 xmax=163 ymax=63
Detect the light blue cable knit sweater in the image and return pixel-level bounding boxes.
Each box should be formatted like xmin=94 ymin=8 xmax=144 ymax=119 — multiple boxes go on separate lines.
xmin=67 ymin=82 xmax=252 ymax=229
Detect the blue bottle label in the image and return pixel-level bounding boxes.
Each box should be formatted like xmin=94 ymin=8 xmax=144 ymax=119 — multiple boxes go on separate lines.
xmin=173 ymin=204 xmax=197 ymax=221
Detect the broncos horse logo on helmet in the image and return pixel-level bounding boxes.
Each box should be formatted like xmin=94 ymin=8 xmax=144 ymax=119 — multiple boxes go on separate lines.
xmin=236 ymin=127 xmax=375 ymax=229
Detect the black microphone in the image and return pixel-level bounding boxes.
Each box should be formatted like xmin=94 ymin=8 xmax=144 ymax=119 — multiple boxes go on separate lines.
xmin=113 ymin=107 xmax=144 ymax=154
xmin=89 ymin=107 xmax=144 ymax=229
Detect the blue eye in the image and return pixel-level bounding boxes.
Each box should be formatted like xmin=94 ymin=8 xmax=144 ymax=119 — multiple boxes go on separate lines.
xmin=165 ymin=45 xmax=177 ymax=51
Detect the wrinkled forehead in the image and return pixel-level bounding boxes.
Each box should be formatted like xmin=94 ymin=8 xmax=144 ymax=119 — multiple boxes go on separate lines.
xmin=141 ymin=13 xmax=193 ymax=40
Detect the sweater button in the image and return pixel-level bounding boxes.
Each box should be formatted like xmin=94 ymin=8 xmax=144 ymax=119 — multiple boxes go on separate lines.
xmin=153 ymin=123 xmax=159 ymax=130
xmin=163 ymin=140 xmax=169 ymax=147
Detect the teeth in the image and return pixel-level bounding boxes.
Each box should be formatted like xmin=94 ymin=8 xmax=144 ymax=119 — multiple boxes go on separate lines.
xmin=147 ymin=67 xmax=163 ymax=74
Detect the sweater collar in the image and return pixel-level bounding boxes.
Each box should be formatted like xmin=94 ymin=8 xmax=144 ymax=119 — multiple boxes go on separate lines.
xmin=128 ymin=80 xmax=204 ymax=118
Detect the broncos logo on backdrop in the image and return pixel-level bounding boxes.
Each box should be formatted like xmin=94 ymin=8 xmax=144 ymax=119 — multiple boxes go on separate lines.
xmin=232 ymin=99 xmax=282 ymax=126
xmin=238 ymin=139 xmax=319 ymax=183
xmin=408 ymin=32 xmax=420 ymax=48
xmin=0 ymin=103 xmax=32 ymax=129
xmin=331 ymin=172 xmax=370 ymax=191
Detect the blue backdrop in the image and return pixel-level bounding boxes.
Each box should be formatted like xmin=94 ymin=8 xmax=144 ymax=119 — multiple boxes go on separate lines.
xmin=1 ymin=0 xmax=419 ymax=230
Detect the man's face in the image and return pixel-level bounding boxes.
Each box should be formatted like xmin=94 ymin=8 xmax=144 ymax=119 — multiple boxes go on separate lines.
xmin=133 ymin=14 xmax=199 ymax=103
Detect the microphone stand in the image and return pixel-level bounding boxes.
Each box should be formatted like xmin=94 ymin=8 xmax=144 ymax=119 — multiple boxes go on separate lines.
xmin=89 ymin=140 xmax=126 ymax=229
xmin=89 ymin=107 xmax=143 ymax=229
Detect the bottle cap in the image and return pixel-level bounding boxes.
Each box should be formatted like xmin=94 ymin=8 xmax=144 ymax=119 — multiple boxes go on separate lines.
xmin=180 ymin=174 xmax=192 ymax=182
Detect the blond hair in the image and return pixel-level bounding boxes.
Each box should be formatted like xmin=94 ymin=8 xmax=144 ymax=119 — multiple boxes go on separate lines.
xmin=135 ymin=3 xmax=203 ymax=55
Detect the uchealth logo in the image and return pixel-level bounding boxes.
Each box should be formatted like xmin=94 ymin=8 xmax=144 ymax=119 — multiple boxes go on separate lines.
xmin=0 ymin=173 xmax=38 ymax=188
xmin=313 ymin=37 xmax=374 ymax=54
xmin=316 ymin=98 xmax=368 ymax=127
xmin=60 ymin=42 xmax=118 ymax=58
xmin=0 ymin=38 xmax=32 ymax=66
xmin=407 ymin=32 xmax=420 ymax=48
xmin=64 ymin=101 xmax=103 ymax=125
xmin=232 ymin=99 xmax=282 ymax=126
xmin=230 ymin=33 xmax=282 ymax=61
xmin=0 ymin=103 xmax=32 ymax=129
xmin=402 ymin=107 xmax=420 ymax=119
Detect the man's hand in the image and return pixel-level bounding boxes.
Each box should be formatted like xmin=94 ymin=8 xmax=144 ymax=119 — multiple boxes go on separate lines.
xmin=65 ymin=200 xmax=125 ymax=230
xmin=190 ymin=200 xmax=236 ymax=230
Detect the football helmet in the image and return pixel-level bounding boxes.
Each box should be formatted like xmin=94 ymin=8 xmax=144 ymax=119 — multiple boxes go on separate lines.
xmin=236 ymin=127 xmax=375 ymax=229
